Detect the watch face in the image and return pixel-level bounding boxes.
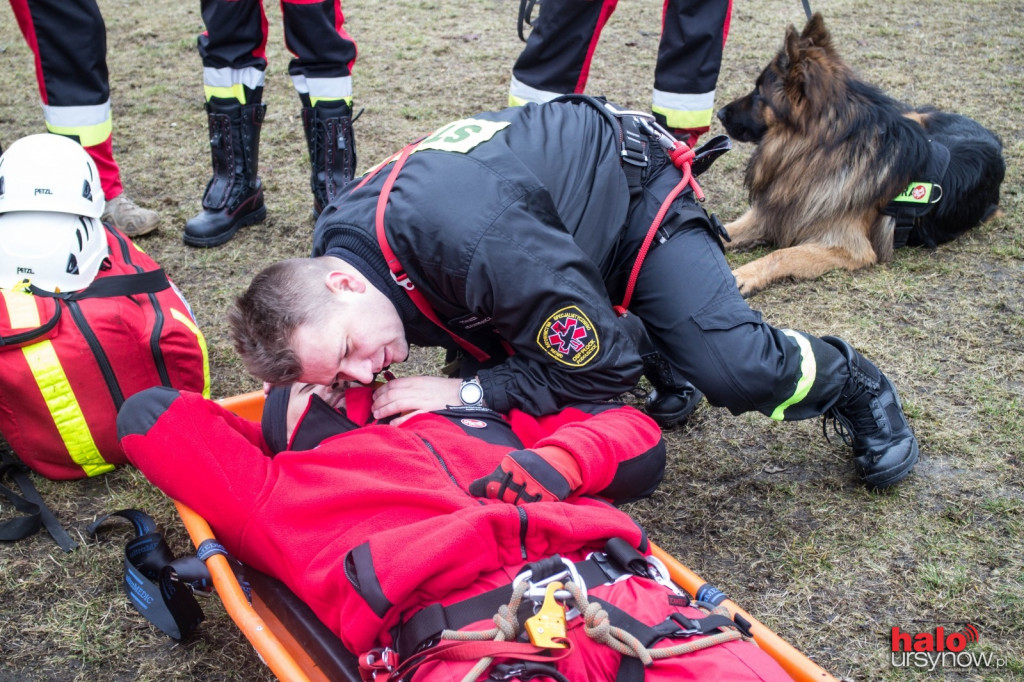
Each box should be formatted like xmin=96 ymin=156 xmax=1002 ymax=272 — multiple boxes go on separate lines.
xmin=460 ymin=381 xmax=483 ymax=405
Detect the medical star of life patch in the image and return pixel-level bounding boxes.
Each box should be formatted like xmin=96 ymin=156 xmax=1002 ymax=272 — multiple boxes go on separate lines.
xmin=536 ymin=306 xmax=600 ymax=367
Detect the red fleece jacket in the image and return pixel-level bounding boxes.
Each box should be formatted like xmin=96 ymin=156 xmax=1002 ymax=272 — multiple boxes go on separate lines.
xmin=119 ymin=390 xmax=664 ymax=654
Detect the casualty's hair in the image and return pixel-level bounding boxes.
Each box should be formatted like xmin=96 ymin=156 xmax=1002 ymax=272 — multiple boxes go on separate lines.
xmin=229 ymin=257 xmax=336 ymax=384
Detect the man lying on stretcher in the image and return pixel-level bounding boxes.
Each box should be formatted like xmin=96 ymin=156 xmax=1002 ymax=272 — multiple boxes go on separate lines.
xmin=117 ymin=383 xmax=792 ymax=681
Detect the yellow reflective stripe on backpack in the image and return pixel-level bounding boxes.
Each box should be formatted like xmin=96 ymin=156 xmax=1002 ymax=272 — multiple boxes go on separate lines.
xmin=3 ymin=290 xmax=111 ymax=477
xmin=3 ymin=288 xmax=38 ymax=329
xmin=171 ymin=308 xmax=212 ymax=399
xmin=21 ymin=344 xmax=113 ymax=477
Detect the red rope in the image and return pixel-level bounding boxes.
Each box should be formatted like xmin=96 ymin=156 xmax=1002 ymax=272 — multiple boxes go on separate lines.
xmin=617 ymin=141 xmax=704 ymax=313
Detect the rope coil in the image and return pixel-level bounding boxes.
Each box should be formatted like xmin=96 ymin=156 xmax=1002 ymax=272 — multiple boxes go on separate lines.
xmin=442 ymin=579 xmax=747 ymax=682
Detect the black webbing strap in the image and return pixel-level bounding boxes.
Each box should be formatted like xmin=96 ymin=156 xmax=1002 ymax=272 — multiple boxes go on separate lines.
xmin=87 ymin=508 xmax=207 ymax=640
xmin=0 ymin=297 xmax=62 ymax=347
xmin=605 ymin=596 xmax=750 ymax=682
xmin=29 ymin=269 xmax=171 ymax=301
xmin=492 ymin=660 xmax=571 ymax=682
xmin=0 ymin=449 xmax=78 ymax=552
xmin=801 ymin=0 xmax=813 ymax=21
xmin=618 ymin=115 xmax=652 ymax=199
xmin=517 ymin=0 xmax=539 ymax=42
xmin=549 ymin=95 xmax=652 ymax=198
xmin=397 ymin=544 xmax=749 ymax=681
xmin=394 ymin=553 xmax=627 ymax=658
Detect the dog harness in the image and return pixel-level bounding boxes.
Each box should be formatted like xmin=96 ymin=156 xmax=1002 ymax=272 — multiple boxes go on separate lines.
xmin=883 ymin=139 xmax=950 ymax=247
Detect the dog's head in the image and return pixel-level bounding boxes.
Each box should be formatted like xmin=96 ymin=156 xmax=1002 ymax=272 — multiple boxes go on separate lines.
xmin=717 ymin=13 xmax=851 ymax=143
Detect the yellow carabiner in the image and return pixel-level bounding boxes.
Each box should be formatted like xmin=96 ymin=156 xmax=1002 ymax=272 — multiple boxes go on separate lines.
xmin=524 ymin=581 xmax=569 ymax=649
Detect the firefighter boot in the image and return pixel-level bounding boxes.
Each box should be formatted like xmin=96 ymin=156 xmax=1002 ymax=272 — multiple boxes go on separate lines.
xmin=645 ymin=382 xmax=703 ymax=428
xmin=822 ymin=336 xmax=919 ymax=489
xmin=642 ymin=354 xmax=703 ymax=428
xmin=302 ymin=101 xmax=357 ymax=218
xmin=184 ymin=99 xmax=267 ymax=247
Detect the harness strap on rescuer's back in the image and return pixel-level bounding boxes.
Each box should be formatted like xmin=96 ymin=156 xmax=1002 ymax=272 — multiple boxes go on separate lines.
xmin=373 ymin=142 xmax=492 ymax=362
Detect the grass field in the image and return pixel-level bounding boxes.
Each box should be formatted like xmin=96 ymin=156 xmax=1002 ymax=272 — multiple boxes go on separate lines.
xmin=1 ymin=0 xmax=1022 ymax=680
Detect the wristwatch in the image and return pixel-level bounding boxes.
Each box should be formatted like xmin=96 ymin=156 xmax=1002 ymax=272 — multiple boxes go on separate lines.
xmin=459 ymin=377 xmax=484 ymax=407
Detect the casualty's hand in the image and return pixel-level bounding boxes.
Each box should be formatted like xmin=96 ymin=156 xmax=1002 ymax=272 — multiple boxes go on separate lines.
xmin=469 ymin=447 xmax=583 ymax=504
xmin=371 ymin=375 xmax=463 ymax=425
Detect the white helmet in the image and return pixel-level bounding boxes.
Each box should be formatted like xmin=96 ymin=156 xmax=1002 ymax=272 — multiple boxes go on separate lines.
xmin=0 ymin=134 xmax=107 ymax=292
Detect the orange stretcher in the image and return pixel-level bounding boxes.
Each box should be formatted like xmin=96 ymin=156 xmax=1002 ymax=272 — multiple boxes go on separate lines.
xmin=172 ymin=391 xmax=837 ymax=682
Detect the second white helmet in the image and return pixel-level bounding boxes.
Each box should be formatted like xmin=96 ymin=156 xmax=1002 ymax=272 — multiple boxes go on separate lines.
xmin=0 ymin=134 xmax=108 ymax=292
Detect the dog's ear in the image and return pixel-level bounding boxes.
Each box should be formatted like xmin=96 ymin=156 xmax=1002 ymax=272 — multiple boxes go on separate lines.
xmin=782 ymin=24 xmax=801 ymax=71
xmin=801 ymin=12 xmax=834 ymax=53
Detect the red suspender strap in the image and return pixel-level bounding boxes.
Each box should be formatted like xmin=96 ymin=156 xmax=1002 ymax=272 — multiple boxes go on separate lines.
xmin=374 ymin=144 xmax=491 ymax=363
xmin=617 ymin=140 xmax=703 ymax=313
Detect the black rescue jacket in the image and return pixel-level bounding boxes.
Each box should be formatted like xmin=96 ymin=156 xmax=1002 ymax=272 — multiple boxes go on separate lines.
xmin=313 ymin=100 xmax=649 ymax=415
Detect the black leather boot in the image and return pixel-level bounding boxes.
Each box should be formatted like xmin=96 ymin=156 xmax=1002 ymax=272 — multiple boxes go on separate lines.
xmin=822 ymin=336 xmax=919 ymax=488
xmin=641 ymin=343 xmax=702 ymax=428
xmin=184 ymin=99 xmax=267 ymax=247
xmin=644 ymin=381 xmax=703 ymax=428
xmin=616 ymin=309 xmax=702 ymax=428
xmin=302 ymin=101 xmax=357 ymax=218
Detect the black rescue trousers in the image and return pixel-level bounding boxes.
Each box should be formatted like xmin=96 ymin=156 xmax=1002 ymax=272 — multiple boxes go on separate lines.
xmin=617 ymin=146 xmax=850 ymax=421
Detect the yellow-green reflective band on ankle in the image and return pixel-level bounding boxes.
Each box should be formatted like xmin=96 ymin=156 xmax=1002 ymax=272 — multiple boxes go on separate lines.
xmin=204 ymin=84 xmax=247 ymax=104
xmin=45 ymin=119 xmax=113 ymax=148
xmin=650 ymin=105 xmax=713 ymax=131
xmin=771 ymin=329 xmax=816 ymax=421
xmin=309 ymin=95 xmax=353 ymax=108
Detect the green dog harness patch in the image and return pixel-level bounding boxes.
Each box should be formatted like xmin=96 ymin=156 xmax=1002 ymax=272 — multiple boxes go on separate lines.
xmin=883 ymin=139 xmax=950 ymax=247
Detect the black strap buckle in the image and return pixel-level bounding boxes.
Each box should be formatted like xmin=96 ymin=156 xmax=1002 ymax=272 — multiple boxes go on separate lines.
xmin=620 ymin=123 xmax=649 ymax=167
xmin=668 ymin=612 xmax=703 ymax=637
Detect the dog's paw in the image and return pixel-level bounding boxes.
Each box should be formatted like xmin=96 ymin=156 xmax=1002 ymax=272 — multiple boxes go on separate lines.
xmin=732 ymin=263 xmax=766 ymax=297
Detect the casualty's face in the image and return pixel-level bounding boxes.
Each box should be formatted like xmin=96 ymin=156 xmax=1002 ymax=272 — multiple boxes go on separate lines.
xmin=285 ymin=383 xmax=347 ymax=439
xmin=290 ymin=285 xmax=409 ymax=387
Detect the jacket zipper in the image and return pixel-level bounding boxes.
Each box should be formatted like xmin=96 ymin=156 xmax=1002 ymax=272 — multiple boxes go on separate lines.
xmin=517 ymin=506 xmax=528 ymax=560
xmin=420 ymin=438 xmax=459 ymax=488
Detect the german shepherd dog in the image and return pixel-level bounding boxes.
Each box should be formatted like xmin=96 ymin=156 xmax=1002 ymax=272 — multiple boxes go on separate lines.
xmin=716 ymin=13 xmax=1005 ymax=296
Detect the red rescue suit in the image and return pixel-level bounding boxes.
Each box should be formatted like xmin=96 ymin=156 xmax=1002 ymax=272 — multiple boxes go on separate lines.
xmin=118 ymin=388 xmax=791 ymax=680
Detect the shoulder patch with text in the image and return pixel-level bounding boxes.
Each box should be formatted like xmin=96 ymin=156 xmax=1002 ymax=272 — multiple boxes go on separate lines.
xmin=536 ymin=306 xmax=600 ymax=367
xmin=415 ymin=118 xmax=511 ymax=154
xmin=361 ymin=118 xmax=511 ymax=176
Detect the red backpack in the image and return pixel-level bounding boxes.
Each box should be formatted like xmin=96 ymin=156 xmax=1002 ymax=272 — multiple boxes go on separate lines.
xmin=0 ymin=226 xmax=210 ymax=480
